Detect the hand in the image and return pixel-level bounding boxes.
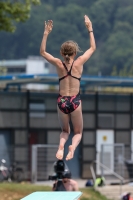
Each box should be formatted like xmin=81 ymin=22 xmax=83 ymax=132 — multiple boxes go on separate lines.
xmin=44 ymin=20 xmax=53 ymax=34
xmin=84 ymin=15 xmax=92 ymax=31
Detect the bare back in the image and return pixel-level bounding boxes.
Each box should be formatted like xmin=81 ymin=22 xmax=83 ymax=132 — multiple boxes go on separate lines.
xmin=40 ymin=16 xmax=96 ymax=96
xmin=56 ymin=57 xmax=83 ymax=96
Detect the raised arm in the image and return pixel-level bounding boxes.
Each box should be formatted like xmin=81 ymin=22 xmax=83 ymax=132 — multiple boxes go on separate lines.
xmin=40 ymin=20 xmax=60 ymax=65
xmin=78 ymin=15 xmax=96 ymax=64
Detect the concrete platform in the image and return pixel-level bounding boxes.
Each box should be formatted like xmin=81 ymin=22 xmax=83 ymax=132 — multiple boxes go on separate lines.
xmin=96 ymin=184 xmax=133 ymax=200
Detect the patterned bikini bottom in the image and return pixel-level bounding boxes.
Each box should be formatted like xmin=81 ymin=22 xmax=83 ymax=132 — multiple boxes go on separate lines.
xmin=57 ymin=92 xmax=81 ymax=114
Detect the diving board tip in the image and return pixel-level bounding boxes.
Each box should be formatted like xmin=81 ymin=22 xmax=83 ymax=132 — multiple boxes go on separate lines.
xmin=21 ymin=191 xmax=82 ymax=200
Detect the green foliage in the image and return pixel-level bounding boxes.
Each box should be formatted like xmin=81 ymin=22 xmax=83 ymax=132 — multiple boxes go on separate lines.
xmin=85 ymin=0 xmax=133 ymax=75
xmin=111 ymin=65 xmax=133 ymax=77
xmin=0 ymin=66 xmax=7 ymax=75
xmin=0 ymin=0 xmax=133 ymax=76
xmin=111 ymin=66 xmax=117 ymax=76
xmin=0 ymin=0 xmax=40 ymax=32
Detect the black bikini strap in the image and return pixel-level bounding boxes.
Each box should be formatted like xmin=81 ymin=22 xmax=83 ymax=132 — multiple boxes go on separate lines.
xmin=62 ymin=61 xmax=68 ymax=72
xmin=62 ymin=60 xmax=75 ymax=73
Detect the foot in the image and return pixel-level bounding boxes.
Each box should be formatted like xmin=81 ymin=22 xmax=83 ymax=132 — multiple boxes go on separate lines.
xmin=56 ymin=147 xmax=64 ymax=160
xmin=66 ymin=145 xmax=75 ymax=160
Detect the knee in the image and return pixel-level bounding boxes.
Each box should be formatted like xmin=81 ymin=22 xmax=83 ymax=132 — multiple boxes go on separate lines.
xmin=62 ymin=128 xmax=70 ymax=134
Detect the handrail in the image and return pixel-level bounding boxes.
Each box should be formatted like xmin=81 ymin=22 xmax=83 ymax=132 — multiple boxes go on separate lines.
xmin=90 ymin=160 xmax=124 ymax=196
xmin=95 ymin=160 xmax=124 ymax=181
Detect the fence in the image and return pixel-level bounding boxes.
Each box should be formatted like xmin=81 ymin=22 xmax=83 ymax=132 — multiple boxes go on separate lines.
xmin=100 ymin=144 xmax=133 ymax=181
xmin=91 ymin=144 xmax=133 ymax=200
xmin=0 ymin=144 xmax=59 ymax=182
xmin=31 ymin=144 xmax=58 ymax=183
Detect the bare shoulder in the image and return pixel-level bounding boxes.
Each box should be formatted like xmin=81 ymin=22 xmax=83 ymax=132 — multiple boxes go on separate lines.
xmin=55 ymin=58 xmax=63 ymax=68
xmin=73 ymin=57 xmax=83 ymax=72
xmin=75 ymin=56 xmax=84 ymax=66
xmin=55 ymin=58 xmax=62 ymax=65
xmin=75 ymin=56 xmax=82 ymax=63
xmin=70 ymin=179 xmax=77 ymax=184
xmin=70 ymin=179 xmax=79 ymax=188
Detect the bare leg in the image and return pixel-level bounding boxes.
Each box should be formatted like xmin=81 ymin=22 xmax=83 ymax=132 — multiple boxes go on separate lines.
xmin=56 ymin=105 xmax=70 ymax=160
xmin=66 ymin=102 xmax=83 ymax=160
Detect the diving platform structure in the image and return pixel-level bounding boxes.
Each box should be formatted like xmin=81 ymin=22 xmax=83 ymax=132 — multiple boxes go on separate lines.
xmin=0 ymin=73 xmax=133 ymax=91
xmin=21 ymin=191 xmax=82 ymax=200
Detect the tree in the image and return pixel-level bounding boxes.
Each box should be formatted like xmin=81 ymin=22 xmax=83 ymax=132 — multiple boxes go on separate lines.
xmin=0 ymin=0 xmax=133 ymax=77
xmin=86 ymin=0 xmax=133 ymax=75
xmin=0 ymin=0 xmax=40 ymax=32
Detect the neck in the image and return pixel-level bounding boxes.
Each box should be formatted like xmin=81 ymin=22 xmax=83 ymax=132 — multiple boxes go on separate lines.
xmin=64 ymin=58 xmax=74 ymax=63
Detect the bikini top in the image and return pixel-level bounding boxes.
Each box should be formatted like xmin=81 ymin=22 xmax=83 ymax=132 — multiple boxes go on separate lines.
xmin=59 ymin=61 xmax=81 ymax=82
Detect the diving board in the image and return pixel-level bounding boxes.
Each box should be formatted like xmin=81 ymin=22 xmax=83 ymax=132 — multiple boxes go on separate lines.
xmin=21 ymin=191 xmax=82 ymax=200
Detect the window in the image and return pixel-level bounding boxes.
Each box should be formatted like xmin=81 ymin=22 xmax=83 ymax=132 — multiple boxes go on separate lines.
xmin=83 ymin=131 xmax=95 ymax=145
xmin=83 ymin=147 xmax=95 ymax=161
xmin=15 ymin=130 xmax=27 ymax=145
xmin=116 ymin=114 xmax=130 ymax=129
xmin=7 ymin=66 xmax=26 ymax=74
xmin=83 ymin=114 xmax=95 ymax=128
xmin=29 ymin=100 xmax=45 ymax=118
xmin=98 ymin=94 xmax=115 ymax=111
xmin=116 ymin=95 xmax=130 ymax=111
xmin=116 ymin=131 xmax=130 ymax=144
xmin=98 ymin=114 xmax=114 ymax=128
xmin=82 ymin=95 xmax=95 ymax=111
xmin=45 ymin=62 xmax=49 ymax=69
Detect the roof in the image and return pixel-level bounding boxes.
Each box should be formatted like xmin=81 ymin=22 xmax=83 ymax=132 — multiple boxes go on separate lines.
xmin=0 ymin=73 xmax=133 ymax=90
xmin=0 ymin=60 xmax=26 ymax=67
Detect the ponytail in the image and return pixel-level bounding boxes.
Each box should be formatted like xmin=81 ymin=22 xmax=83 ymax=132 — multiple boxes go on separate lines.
xmin=65 ymin=54 xmax=70 ymax=63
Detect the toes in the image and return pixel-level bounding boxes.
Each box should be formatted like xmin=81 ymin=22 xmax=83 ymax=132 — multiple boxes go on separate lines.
xmin=56 ymin=149 xmax=64 ymax=160
xmin=66 ymin=153 xmax=73 ymax=160
xmin=66 ymin=145 xmax=74 ymax=160
xmin=66 ymin=153 xmax=72 ymax=161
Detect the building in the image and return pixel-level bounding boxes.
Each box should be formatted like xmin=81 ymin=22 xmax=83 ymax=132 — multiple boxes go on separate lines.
xmin=1 ymin=61 xmax=133 ymax=180
xmin=0 ymin=56 xmax=55 ymax=90
xmin=0 ymin=87 xmax=133 ymax=181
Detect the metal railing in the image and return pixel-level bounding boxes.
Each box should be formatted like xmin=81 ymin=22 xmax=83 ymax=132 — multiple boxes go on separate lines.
xmin=90 ymin=160 xmax=124 ymax=196
xmin=31 ymin=144 xmax=58 ymax=183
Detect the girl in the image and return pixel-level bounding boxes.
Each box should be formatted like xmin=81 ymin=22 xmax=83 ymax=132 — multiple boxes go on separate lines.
xmin=40 ymin=15 xmax=96 ymax=160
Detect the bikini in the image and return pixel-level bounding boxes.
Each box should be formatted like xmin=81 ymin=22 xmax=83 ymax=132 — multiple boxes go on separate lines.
xmin=57 ymin=61 xmax=81 ymax=114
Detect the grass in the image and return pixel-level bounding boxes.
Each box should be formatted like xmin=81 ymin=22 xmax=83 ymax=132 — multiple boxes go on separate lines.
xmin=0 ymin=183 xmax=109 ymax=200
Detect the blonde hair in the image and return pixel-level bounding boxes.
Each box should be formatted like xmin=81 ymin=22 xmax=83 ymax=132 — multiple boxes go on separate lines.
xmin=60 ymin=40 xmax=81 ymax=63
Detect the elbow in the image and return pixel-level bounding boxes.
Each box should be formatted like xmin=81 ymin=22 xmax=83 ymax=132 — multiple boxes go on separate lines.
xmin=40 ymin=49 xmax=43 ymax=56
xmin=91 ymin=45 xmax=96 ymax=53
xmin=40 ymin=49 xmax=45 ymax=57
xmin=93 ymin=45 xmax=96 ymax=52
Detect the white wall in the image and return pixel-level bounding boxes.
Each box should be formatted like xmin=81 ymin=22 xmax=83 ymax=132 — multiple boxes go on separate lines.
xmin=26 ymin=57 xmax=49 ymax=74
xmin=26 ymin=57 xmax=49 ymax=90
xmin=96 ymin=130 xmax=114 ymax=175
